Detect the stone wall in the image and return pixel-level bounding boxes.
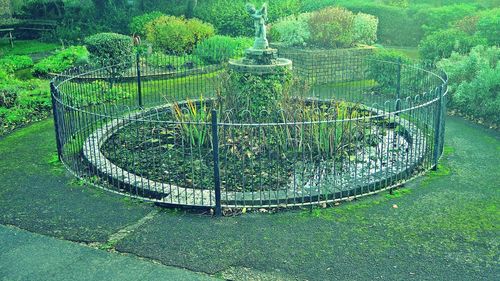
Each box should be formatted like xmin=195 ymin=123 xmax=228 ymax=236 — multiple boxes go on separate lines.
xmin=272 ymin=44 xmax=375 ymax=85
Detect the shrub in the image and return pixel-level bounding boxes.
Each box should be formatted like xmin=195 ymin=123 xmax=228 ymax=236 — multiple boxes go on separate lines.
xmin=0 ymin=84 xmax=18 ymax=108
xmin=476 ymin=9 xmax=500 ymax=46
xmin=194 ymin=0 xmax=301 ymax=37
xmin=352 ymin=12 xmax=378 ymax=45
xmin=32 ymin=46 xmax=89 ymax=76
xmin=438 ymin=45 xmax=499 ymax=124
xmin=270 ymin=13 xmax=311 ymax=47
xmin=84 ymin=33 xmax=133 ymax=72
xmin=300 ymin=1 xmax=420 ymax=46
xmin=419 ymin=29 xmax=486 ymax=64
xmin=366 ymin=48 xmax=412 ymax=94
xmin=0 ymin=55 xmax=34 ymax=74
xmin=454 ymin=68 xmax=500 ymax=124
xmin=0 ymin=78 xmax=51 ymax=130
xmin=194 ymin=35 xmax=253 ymax=64
xmin=308 ymin=7 xmax=355 ymax=48
xmin=454 ymin=15 xmax=481 ymax=35
xmin=145 ymin=15 xmax=214 ymax=54
xmin=129 ymin=11 xmax=165 ymax=36
xmin=413 ymin=4 xmax=478 ymax=36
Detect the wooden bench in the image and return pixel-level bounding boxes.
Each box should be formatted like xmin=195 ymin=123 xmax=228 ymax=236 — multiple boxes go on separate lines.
xmin=0 ymin=28 xmax=14 ymax=47
xmin=17 ymin=20 xmax=57 ymax=32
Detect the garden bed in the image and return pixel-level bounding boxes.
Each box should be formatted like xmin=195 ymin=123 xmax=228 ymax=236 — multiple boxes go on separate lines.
xmin=82 ymin=99 xmax=428 ymax=207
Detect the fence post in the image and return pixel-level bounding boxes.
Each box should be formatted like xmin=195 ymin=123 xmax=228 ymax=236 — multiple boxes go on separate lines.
xmin=136 ymin=52 xmax=143 ymax=108
xmin=432 ymin=86 xmax=443 ymax=171
xmin=395 ymin=57 xmax=402 ymax=113
xmin=50 ymin=81 xmax=63 ymax=160
xmin=211 ymin=109 xmax=222 ymax=217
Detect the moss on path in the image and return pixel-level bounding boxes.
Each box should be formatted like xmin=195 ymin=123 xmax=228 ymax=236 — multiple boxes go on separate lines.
xmin=0 ymin=120 xmax=153 ymax=243
xmin=0 ymin=116 xmax=498 ymax=280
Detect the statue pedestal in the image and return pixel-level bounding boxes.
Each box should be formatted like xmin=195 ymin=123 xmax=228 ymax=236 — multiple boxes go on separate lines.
xmin=229 ymin=48 xmax=292 ymax=74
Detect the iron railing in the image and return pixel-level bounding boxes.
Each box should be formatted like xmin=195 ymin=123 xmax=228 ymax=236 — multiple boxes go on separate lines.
xmin=51 ymin=51 xmax=447 ymax=214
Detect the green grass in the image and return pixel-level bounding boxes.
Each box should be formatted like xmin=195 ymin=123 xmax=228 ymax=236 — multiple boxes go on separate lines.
xmin=0 ymin=40 xmax=60 ymax=56
xmin=385 ymin=46 xmax=420 ymax=61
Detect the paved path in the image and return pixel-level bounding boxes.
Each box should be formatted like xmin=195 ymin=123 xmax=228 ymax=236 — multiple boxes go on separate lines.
xmin=0 ymin=116 xmax=498 ymax=280
xmin=0 ymin=225 xmax=219 ymax=281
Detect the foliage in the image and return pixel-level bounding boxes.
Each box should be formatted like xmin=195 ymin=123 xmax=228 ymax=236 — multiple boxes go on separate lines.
xmin=476 ymin=9 xmax=500 ymax=46
xmin=0 ymin=78 xmax=50 ymax=131
xmin=194 ymin=0 xmax=301 ymax=37
xmin=301 ymin=1 xmax=420 ymax=46
xmin=413 ymin=4 xmax=478 ymax=36
xmin=308 ymin=7 xmax=355 ymax=48
xmin=383 ymin=0 xmax=409 ymax=8
xmin=366 ymin=48 xmax=412 ymax=94
xmin=270 ymin=13 xmax=311 ymax=47
xmin=129 ymin=11 xmax=165 ymax=36
xmin=193 ymin=35 xmax=253 ymax=64
xmin=32 ymin=46 xmax=89 ymax=76
xmin=438 ymin=45 xmax=499 ymax=124
xmin=221 ymin=68 xmax=293 ymax=121
xmin=454 ymin=16 xmax=481 ymax=35
xmin=145 ymin=15 xmax=214 ymax=54
xmin=0 ymin=55 xmax=34 ymax=74
xmin=67 ymin=80 xmax=132 ymax=107
xmin=172 ymin=98 xmax=211 ymax=147
xmin=352 ymin=12 xmax=378 ymax=45
xmin=84 ymin=32 xmax=133 ymax=74
xmin=419 ymin=29 xmax=486 ymax=65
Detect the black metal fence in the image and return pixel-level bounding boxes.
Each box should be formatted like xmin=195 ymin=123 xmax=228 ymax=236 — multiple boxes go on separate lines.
xmin=51 ymin=51 xmax=447 ymax=213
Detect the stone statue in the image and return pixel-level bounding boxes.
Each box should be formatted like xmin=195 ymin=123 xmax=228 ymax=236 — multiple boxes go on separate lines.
xmin=246 ymin=2 xmax=268 ymax=49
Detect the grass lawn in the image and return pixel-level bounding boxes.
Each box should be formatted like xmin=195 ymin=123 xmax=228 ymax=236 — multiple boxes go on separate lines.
xmin=0 ymin=40 xmax=59 ymax=56
xmin=386 ymin=46 xmax=421 ymax=61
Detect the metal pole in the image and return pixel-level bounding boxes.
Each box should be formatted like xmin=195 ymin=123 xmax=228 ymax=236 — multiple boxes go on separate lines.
xmin=432 ymin=86 xmax=443 ymax=171
xmin=136 ymin=52 xmax=143 ymax=108
xmin=211 ymin=109 xmax=222 ymax=216
xmin=50 ymin=81 xmax=63 ymax=160
xmin=396 ymin=57 xmax=402 ymax=113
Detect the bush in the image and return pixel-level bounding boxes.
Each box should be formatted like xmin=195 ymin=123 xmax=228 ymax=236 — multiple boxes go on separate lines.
xmin=0 ymin=55 xmax=34 ymax=74
xmin=413 ymin=4 xmax=478 ymax=35
xmin=0 ymin=84 xmax=18 ymax=108
xmin=32 ymin=46 xmax=89 ymax=76
xmin=194 ymin=0 xmax=301 ymax=37
xmin=419 ymin=29 xmax=486 ymax=64
xmin=270 ymin=13 xmax=311 ymax=47
xmin=438 ymin=45 xmax=499 ymax=125
xmin=366 ymin=48 xmax=412 ymax=94
xmin=454 ymin=68 xmax=500 ymax=124
xmin=454 ymin=15 xmax=481 ymax=35
xmin=145 ymin=15 xmax=214 ymax=54
xmin=476 ymin=9 xmax=500 ymax=46
xmin=0 ymin=78 xmax=50 ymax=131
xmin=353 ymin=12 xmax=378 ymax=45
xmin=129 ymin=11 xmax=165 ymax=36
xmin=301 ymin=2 xmax=420 ymax=46
xmin=194 ymin=35 xmax=253 ymax=64
xmin=84 ymin=33 xmax=133 ymax=71
xmin=308 ymin=7 xmax=355 ymax=48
